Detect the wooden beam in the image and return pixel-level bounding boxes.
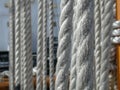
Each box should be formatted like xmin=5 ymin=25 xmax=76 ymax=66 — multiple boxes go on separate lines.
xmin=116 ymin=0 xmax=120 ymax=89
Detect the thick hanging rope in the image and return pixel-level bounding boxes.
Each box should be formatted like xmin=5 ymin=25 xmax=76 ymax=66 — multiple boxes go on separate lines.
xmin=55 ymin=0 xmax=73 ymax=90
xmin=94 ymin=0 xmax=101 ymax=89
xmin=75 ymin=0 xmax=94 ymax=90
xmin=9 ymin=0 xmax=15 ymax=90
xmin=49 ymin=0 xmax=54 ymax=90
xmin=69 ymin=0 xmax=77 ymax=90
xmin=43 ymin=0 xmax=47 ymax=89
xmin=14 ymin=0 xmax=21 ymax=88
xmin=36 ymin=0 xmax=43 ymax=90
xmin=21 ymin=0 xmax=33 ymax=90
xmin=99 ymin=0 xmax=113 ymax=90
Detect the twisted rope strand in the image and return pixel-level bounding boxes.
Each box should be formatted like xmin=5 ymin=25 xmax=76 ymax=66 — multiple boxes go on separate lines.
xmin=25 ymin=0 xmax=33 ymax=90
xmin=69 ymin=1 xmax=77 ymax=90
xmin=36 ymin=0 xmax=43 ymax=90
xmin=9 ymin=0 xmax=15 ymax=89
xmin=43 ymin=0 xmax=48 ymax=89
xmin=75 ymin=0 xmax=94 ymax=90
xmin=94 ymin=0 xmax=101 ymax=89
xmin=21 ymin=0 xmax=33 ymax=90
xmin=15 ymin=0 xmax=21 ymax=88
xmin=99 ymin=0 xmax=113 ymax=90
xmin=49 ymin=0 xmax=55 ymax=90
xmin=20 ymin=0 xmax=26 ymax=89
xmin=55 ymin=0 xmax=73 ymax=90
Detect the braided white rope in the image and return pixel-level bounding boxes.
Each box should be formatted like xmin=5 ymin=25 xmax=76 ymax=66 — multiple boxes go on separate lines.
xmin=99 ymin=0 xmax=113 ymax=90
xmin=75 ymin=0 xmax=94 ymax=90
xmin=9 ymin=0 xmax=15 ymax=89
xmin=94 ymin=0 xmax=101 ymax=89
xmin=55 ymin=0 xmax=73 ymax=90
xmin=21 ymin=0 xmax=33 ymax=90
xmin=36 ymin=0 xmax=43 ymax=90
xmin=49 ymin=0 xmax=55 ymax=90
xmin=14 ymin=0 xmax=21 ymax=88
xmin=43 ymin=0 xmax=47 ymax=89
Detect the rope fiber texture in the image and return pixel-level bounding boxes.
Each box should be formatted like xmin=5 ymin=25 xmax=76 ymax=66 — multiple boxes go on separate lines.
xmin=75 ymin=0 xmax=94 ymax=90
xmin=36 ymin=0 xmax=43 ymax=90
xmin=9 ymin=0 xmax=15 ymax=90
xmin=69 ymin=0 xmax=77 ymax=90
xmin=15 ymin=0 xmax=21 ymax=88
xmin=21 ymin=0 xmax=33 ymax=90
xmin=99 ymin=0 xmax=113 ymax=90
xmin=55 ymin=0 xmax=73 ymax=90
xmin=49 ymin=0 xmax=55 ymax=90
xmin=43 ymin=0 xmax=48 ymax=89
xmin=94 ymin=0 xmax=101 ymax=89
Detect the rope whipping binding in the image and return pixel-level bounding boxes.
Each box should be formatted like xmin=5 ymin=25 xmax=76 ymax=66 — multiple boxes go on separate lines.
xmin=75 ymin=0 xmax=94 ymax=90
xmin=55 ymin=0 xmax=73 ymax=90
xmin=49 ymin=0 xmax=55 ymax=90
xmin=43 ymin=0 xmax=48 ymax=89
xmin=21 ymin=0 xmax=33 ymax=90
xmin=9 ymin=0 xmax=15 ymax=90
xmin=99 ymin=0 xmax=114 ymax=90
xmin=94 ymin=0 xmax=101 ymax=89
xmin=112 ymin=21 xmax=120 ymax=44
xmin=14 ymin=0 xmax=21 ymax=89
xmin=36 ymin=0 xmax=43 ymax=90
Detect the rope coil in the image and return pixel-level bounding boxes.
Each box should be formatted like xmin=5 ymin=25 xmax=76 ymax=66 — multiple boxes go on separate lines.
xmin=112 ymin=21 xmax=120 ymax=44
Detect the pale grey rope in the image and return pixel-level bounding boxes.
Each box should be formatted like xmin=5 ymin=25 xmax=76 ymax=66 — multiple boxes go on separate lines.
xmin=36 ymin=0 xmax=43 ymax=90
xmin=55 ymin=0 xmax=73 ymax=90
xmin=21 ymin=0 xmax=33 ymax=90
xmin=99 ymin=0 xmax=114 ymax=90
xmin=94 ymin=0 xmax=101 ymax=89
xmin=75 ymin=0 xmax=94 ymax=90
xmin=49 ymin=0 xmax=54 ymax=90
xmin=43 ymin=0 xmax=47 ymax=89
xmin=20 ymin=0 xmax=25 ymax=89
xmin=69 ymin=0 xmax=77 ymax=90
xmin=9 ymin=0 xmax=15 ymax=90
xmin=14 ymin=0 xmax=21 ymax=88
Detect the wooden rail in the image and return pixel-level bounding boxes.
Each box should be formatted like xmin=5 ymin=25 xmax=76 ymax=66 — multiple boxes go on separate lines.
xmin=116 ymin=0 xmax=120 ymax=89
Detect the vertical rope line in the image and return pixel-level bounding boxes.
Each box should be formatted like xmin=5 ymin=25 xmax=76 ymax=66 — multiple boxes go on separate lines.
xmin=75 ymin=0 xmax=94 ymax=90
xmin=15 ymin=0 xmax=21 ymax=88
xmin=21 ymin=0 xmax=33 ymax=90
xmin=49 ymin=0 xmax=54 ymax=90
xmin=43 ymin=0 xmax=47 ymax=89
xmin=25 ymin=0 xmax=33 ymax=90
xmin=36 ymin=0 xmax=43 ymax=89
xmin=69 ymin=0 xmax=77 ymax=90
xmin=99 ymin=0 xmax=113 ymax=90
xmin=20 ymin=0 xmax=25 ymax=89
xmin=94 ymin=0 xmax=101 ymax=89
xmin=55 ymin=0 xmax=73 ymax=90
xmin=9 ymin=0 xmax=15 ymax=90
